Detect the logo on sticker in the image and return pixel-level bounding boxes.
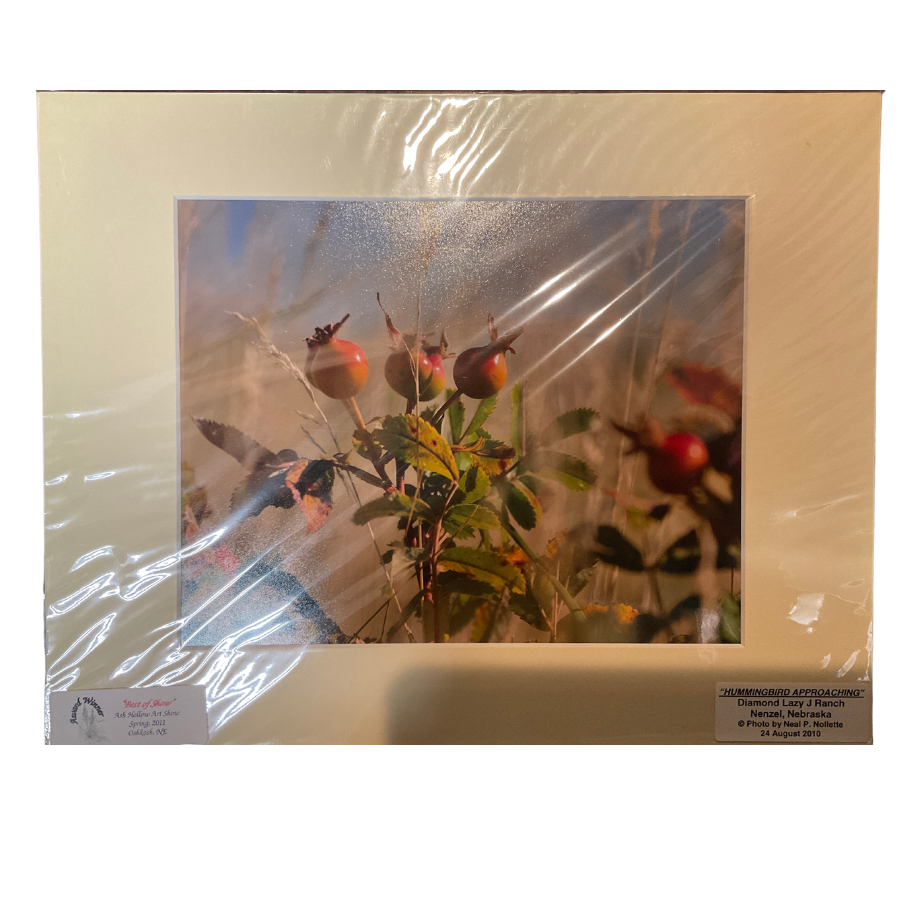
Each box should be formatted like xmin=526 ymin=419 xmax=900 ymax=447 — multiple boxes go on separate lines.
xmin=69 ymin=696 xmax=107 ymax=744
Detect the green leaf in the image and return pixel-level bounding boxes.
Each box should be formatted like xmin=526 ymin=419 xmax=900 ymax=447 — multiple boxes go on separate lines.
xmin=594 ymin=525 xmax=645 ymax=572
xmin=531 ymin=570 xmax=556 ymax=609
xmin=510 ymin=381 xmax=525 ymax=456
xmin=510 ymin=583 xmax=550 ymax=631
xmin=454 ymin=435 xmax=487 ymax=453
xmin=439 ymin=546 xmax=526 ymax=594
xmin=449 ymin=596 xmax=491 ymax=636
xmin=352 ymin=429 xmax=381 ymax=462
xmin=463 ymin=395 xmax=498 ymax=439
xmin=529 ymin=450 xmax=596 ymax=491
xmin=473 ymin=441 xmax=516 ymax=461
xmin=418 ymin=404 xmax=441 ymax=428
xmin=352 ymin=492 xmax=432 ymax=525
xmin=386 ymin=594 xmax=422 ymax=642
xmin=498 ymin=479 xmax=542 ymax=531
xmin=537 ymin=408 xmax=599 ymax=446
xmin=626 ymin=507 xmax=653 ymax=530
xmin=372 ymin=415 xmax=459 ymax=481
xmin=340 ymin=464 xmax=387 ymax=489
xmin=442 ymin=573 xmax=498 ymax=636
xmin=438 ymin=573 xmax=497 ymax=598
xmin=569 ymin=565 xmax=599 ymax=596
xmin=719 ymin=592 xmax=741 ymax=643
xmin=470 ymin=601 xmax=495 ymax=642
xmin=409 ymin=472 xmax=455 ymax=514
xmin=457 ymin=465 xmax=490 ymax=504
xmin=378 ymin=543 xmax=427 ymax=583
xmin=656 ymin=531 xmax=701 ymax=575
xmin=447 ymin=390 xmax=466 ymax=445
xmin=465 ymin=432 xmax=516 ymax=476
xmin=445 ymin=503 xmax=502 ymax=533
xmin=518 ymin=474 xmax=544 ymax=496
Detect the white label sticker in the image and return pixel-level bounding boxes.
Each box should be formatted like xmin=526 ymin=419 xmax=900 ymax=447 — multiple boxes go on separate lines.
xmin=716 ymin=683 xmax=871 ymax=743
xmin=49 ymin=686 xmax=208 ymax=745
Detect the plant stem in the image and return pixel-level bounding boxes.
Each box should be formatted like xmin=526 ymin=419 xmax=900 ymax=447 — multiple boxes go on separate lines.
xmin=342 ymin=397 xmax=392 ymax=488
xmin=646 ymin=566 xmax=674 ymax=640
xmin=647 ymin=566 xmax=665 ymax=616
xmin=501 ymin=518 xmax=588 ymax=624
xmin=695 ymin=517 xmax=721 ymax=644
xmin=425 ymin=479 xmax=458 ymax=643
xmin=349 ymin=596 xmax=392 ymax=641
xmin=434 ymin=388 xmax=462 ymax=421
xmin=379 ymin=595 xmax=391 ymax=641
xmin=480 ymin=598 xmax=503 ymax=643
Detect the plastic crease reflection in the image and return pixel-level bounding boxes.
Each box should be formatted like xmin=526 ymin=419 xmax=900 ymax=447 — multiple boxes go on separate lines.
xmin=38 ymin=98 xmax=872 ymax=734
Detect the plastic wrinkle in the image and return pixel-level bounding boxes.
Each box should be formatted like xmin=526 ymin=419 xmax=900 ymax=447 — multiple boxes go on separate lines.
xmin=46 ymin=613 xmax=116 ymax=680
xmin=789 ymin=593 xmax=824 ymax=626
xmin=39 ymin=94 xmax=878 ymax=744
xmin=71 ymin=545 xmax=114 ymax=572
xmin=48 ymin=571 xmax=117 ymax=618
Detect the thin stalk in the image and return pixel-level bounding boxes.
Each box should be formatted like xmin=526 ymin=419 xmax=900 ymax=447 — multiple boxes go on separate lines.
xmin=608 ymin=201 xmax=665 ymax=606
xmin=646 ymin=567 xmax=667 ymax=618
xmin=424 ymin=479 xmax=458 ymax=643
xmin=295 ymin=419 xmax=331 ymax=457
xmin=414 ymin=293 xmax=422 ymax=425
xmin=379 ymin=594 xmax=391 ymax=641
xmin=232 ymin=313 xmax=413 ymax=640
xmin=349 ymin=595 xmax=392 ymax=642
xmin=638 ymin=199 xmax=697 ymax=424
xmin=438 ymin=503 xmax=483 ymax=550
xmin=434 ymin=388 xmax=462 ymax=421
xmin=342 ymin=396 xmax=392 ymax=488
xmin=230 ymin=310 xmax=344 ymax=453
xmin=549 ymin=559 xmax=562 ymax=642
xmin=296 ymin=423 xmax=412 ymax=643
xmin=501 ymin=516 xmax=587 ymax=624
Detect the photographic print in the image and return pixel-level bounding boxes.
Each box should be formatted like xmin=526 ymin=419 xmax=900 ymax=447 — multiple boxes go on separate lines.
xmin=178 ymin=198 xmax=744 ymax=646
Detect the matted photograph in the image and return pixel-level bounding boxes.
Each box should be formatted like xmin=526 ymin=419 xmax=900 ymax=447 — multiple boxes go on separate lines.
xmin=178 ymin=198 xmax=744 ymax=645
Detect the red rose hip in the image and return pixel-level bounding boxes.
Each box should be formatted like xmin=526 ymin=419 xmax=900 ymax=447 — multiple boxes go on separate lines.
xmin=452 ymin=315 xmax=523 ymax=400
xmin=304 ymin=314 xmax=368 ymax=400
xmin=646 ymin=432 xmax=710 ymax=495
xmin=384 ymin=345 xmax=433 ymax=401
xmin=418 ymin=331 xmax=451 ymax=401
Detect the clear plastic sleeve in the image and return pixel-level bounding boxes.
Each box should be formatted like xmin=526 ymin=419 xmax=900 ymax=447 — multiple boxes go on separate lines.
xmin=40 ymin=92 xmax=879 ymax=743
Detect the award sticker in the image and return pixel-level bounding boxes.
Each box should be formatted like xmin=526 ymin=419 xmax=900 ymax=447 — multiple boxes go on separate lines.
xmin=49 ymin=686 xmax=208 ymax=745
xmin=716 ymin=683 xmax=871 ymax=743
